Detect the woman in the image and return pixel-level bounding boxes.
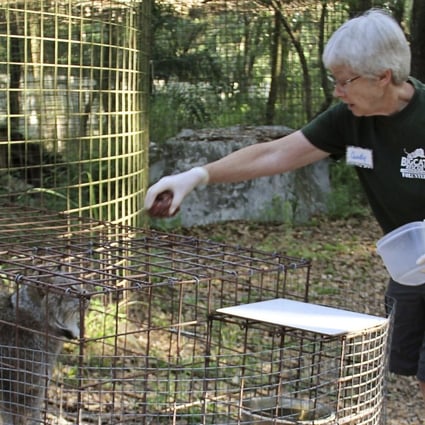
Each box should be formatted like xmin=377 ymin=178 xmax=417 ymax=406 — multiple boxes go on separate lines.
xmin=145 ymin=9 xmax=425 ymax=402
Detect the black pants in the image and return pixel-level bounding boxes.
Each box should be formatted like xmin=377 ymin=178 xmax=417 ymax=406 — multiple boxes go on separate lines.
xmin=385 ymin=279 xmax=425 ymax=380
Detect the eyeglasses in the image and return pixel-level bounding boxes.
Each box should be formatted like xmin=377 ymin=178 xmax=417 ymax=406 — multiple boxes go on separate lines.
xmin=327 ymin=74 xmax=362 ymax=89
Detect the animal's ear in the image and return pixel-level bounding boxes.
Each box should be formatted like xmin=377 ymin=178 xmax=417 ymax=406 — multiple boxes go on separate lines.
xmin=24 ymin=285 xmax=46 ymax=303
xmin=11 ymin=284 xmax=45 ymax=309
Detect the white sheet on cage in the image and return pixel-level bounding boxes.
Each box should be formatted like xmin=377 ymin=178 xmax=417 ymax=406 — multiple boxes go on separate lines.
xmin=216 ymin=298 xmax=388 ymax=336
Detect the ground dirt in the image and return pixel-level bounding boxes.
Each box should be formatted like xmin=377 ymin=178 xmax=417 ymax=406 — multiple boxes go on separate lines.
xmin=182 ymin=212 xmax=424 ymax=424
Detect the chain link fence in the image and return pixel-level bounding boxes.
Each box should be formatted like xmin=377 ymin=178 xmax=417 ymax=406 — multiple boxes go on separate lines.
xmin=150 ymin=0 xmax=348 ymax=145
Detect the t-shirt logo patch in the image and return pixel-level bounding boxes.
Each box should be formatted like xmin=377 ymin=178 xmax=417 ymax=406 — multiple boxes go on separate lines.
xmin=400 ymin=148 xmax=425 ymax=179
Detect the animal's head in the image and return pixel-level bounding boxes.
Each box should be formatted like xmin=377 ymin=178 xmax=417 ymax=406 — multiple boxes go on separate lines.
xmin=11 ymin=274 xmax=90 ymax=340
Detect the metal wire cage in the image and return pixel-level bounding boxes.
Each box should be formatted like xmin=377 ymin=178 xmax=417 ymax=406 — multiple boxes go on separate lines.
xmin=0 ymin=205 xmax=391 ymax=424
xmin=0 ymin=0 xmax=148 ymax=226
xmin=207 ymin=303 xmax=389 ymax=425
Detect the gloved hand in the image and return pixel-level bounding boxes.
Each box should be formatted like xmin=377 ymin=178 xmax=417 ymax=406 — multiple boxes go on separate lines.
xmin=144 ymin=166 xmax=209 ymax=216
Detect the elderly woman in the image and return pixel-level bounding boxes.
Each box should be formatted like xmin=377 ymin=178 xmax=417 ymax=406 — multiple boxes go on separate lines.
xmin=145 ymin=9 xmax=425 ymax=402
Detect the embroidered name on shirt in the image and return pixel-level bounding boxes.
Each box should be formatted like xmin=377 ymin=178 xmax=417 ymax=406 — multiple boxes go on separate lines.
xmin=400 ymin=148 xmax=425 ymax=179
xmin=346 ymin=146 xmax=373 ymax=169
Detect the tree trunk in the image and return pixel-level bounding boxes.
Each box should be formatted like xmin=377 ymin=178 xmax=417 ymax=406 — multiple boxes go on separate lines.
xmin=9 ymin=12 xmax=21 ymax=135
xmin=271 ymin=1 xmax=313 ymax=121
xmin=28 ymin=11 xmax=44 ymax=140
xmin=317 ymin=1 xmax=333 ymax=116
xmin=410 ymin=0 xmax=425 ymax=81
xmin=265 ymin=11 xmax=283 ymax=124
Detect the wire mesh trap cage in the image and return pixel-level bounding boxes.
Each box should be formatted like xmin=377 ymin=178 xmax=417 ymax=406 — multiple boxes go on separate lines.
xmin=0 ymin=205 xmax=391 ymax=424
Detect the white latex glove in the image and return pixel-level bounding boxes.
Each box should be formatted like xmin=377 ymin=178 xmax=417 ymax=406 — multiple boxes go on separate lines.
xmin=144 ymin=166 xmax=209 ymax=216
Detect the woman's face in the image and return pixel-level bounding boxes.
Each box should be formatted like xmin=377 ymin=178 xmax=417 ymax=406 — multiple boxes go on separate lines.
xmin=329 ymin=65 xmax=386 ymax=116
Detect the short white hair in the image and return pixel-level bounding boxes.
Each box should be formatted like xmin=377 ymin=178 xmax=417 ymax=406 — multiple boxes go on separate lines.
xmin=323 ymin=9 xmax=410 ymax=84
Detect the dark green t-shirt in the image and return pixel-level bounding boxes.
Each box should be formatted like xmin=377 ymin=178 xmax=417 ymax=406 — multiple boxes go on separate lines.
xmin=302 ymin=77 xmax=425 ymax=234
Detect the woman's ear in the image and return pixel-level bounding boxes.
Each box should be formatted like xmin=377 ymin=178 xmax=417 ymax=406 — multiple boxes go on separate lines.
xmin=378 ymin=69 xmax=392 ymax=86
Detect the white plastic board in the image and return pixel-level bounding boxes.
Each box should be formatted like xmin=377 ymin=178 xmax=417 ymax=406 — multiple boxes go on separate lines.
xmin=216 ymin=298 xmax=388 ymax=336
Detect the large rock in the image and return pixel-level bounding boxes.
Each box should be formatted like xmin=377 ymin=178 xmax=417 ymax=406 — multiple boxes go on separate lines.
xmin=149 ymin=125 xmax=330 ymax=227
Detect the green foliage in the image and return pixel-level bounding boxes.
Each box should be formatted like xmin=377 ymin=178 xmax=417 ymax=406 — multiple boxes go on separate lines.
xmin=259 ymin=195 xmax=295 ymax=224
xmin=150 ymin=86 xmax=269 ymax=144
xmin=151 ymin=84 xmax=212 ymax=140
xmin=326 ymin=161 xmax=370 ymax=219
xmin=149 ymin=2 xmax=350 ymax=145
xmin=152 ymin=2 xmax=224 ymax=85
xmin=213 ymin=94 xmax=268 ymax=127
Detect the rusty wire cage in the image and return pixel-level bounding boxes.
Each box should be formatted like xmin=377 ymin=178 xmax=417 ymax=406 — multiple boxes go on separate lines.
xmin=0 ymin=0 xmax=148 ymax=226
xmin=207 ymin=302 xmax=389 ymax=425
xmin=0 ymin=205 xmax=391 ymax=424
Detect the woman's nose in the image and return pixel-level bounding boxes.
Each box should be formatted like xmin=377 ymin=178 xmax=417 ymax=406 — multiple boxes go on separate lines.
xmin=333 ymin=85 xmax=345 ymax=98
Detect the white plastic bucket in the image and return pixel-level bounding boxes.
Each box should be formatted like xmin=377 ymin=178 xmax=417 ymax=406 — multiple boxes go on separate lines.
xmin=376 ymin=221 xmax=425 ymax=286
